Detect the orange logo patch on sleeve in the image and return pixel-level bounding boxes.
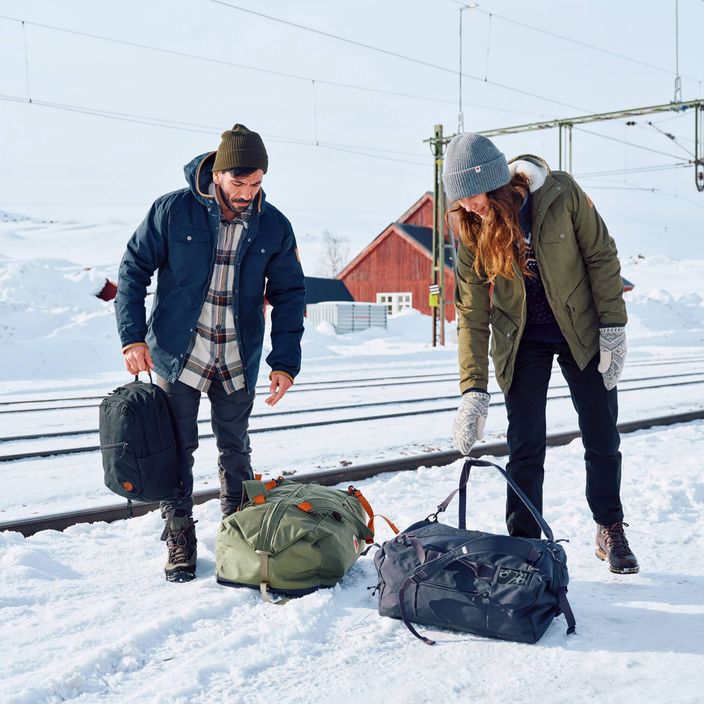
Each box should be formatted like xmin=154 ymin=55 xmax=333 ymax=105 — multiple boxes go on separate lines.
xmin=585 ymin=193 xmax=594 ymax=208
xmin=295 ymin=248 xmax=301 ymax=262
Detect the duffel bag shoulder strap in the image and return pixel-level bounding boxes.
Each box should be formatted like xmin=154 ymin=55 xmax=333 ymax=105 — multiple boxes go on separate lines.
xmin=429 ymin=459 xmax=555 ymax=542
xmin=398 ymin=537 xmax=500 ymax=646
xmin=458 ymin=460 xmax=554 ymax=541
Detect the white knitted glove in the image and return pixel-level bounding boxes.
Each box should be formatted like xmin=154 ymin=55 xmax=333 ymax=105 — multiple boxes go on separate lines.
xmin=452 ymin=391 xmax=490 ymax=455
xmin=597 ymin=326 xmax=626 ymax=390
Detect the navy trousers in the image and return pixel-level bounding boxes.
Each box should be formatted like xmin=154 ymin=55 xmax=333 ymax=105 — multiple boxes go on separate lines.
xmin=504 ymin=340 xmax=624 ymax=538
xmin=156 ymin=376 xmax=255 ymax=518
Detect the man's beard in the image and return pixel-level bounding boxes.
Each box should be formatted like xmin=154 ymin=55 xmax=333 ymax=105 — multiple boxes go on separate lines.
xmin=218 ymin=184 xmax=251 ymax=214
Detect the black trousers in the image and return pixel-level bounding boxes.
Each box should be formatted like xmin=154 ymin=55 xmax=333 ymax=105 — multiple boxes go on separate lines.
xmin=155 ymin=376 xmax=255 ymax=518
xmin=504 ymin=339 xmax=624 ymax=538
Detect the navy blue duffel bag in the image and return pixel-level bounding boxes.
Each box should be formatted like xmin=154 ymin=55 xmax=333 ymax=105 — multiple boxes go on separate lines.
xmin=374 ymin=459 xmax=576 ymax=645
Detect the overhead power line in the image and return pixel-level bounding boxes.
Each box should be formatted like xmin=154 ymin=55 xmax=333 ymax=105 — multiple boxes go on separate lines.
xmin=449 ymin=0 xmax=703 ymax=85
xmin=574 ymin=162 xmax=691 ymax=178
xmin=209 ymin=0 xmax=591 ymax=114
xmin=0 ymin=13 xmax=533 ymax=116
xmin=574 ymin=126 xmax=691 ymax=161
xmin=0 ymin=93 xmax=429 ymax=167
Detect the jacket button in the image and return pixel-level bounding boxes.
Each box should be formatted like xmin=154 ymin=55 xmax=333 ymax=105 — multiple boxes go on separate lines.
xmin=260 ymin=248 xmax=266 ymax=254
xmin=186 ymin=235 xmax=192 ymax=241
xmin=559 ymin=233 xmax=566 ymax=239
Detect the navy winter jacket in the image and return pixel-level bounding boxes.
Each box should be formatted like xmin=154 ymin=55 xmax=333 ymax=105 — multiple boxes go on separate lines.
xmin=115 ymin=152 xmax=306 ymax=391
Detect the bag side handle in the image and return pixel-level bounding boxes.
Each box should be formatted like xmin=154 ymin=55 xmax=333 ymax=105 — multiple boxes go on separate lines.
xmin=349 ymin=486 xmax=399 ymax=544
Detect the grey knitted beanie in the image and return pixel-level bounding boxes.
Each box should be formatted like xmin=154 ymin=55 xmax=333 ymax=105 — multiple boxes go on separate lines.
xmin=443 ymin=133 xmax=511 ymax=203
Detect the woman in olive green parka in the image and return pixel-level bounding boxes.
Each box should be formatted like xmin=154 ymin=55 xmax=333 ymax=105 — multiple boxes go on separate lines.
xmin=444 ymin=132 xmax=639 ymax=575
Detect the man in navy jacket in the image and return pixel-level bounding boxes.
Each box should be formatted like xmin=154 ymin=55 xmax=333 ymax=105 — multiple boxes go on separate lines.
xmin=115 ymin=124 xmax=305 ymax=582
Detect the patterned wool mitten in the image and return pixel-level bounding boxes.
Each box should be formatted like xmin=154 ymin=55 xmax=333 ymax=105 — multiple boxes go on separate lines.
xmin=597 ymin=326 xmax=627 ymax=390
xmin=452 ymin=391 xmax=491 ymax=455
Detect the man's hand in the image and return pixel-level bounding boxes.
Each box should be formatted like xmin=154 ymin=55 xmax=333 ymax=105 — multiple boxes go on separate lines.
xmin=123 ymin=344 xmax=154 ymax=375
xmin=266 ymin=372 xmax=293 ymax=407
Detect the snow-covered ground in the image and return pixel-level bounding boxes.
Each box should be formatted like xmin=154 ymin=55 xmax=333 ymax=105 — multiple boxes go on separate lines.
xmin=1 ymin=214 xmax=704 ymax=703
xmin=2 ymin=422 xmax=704 ymax=704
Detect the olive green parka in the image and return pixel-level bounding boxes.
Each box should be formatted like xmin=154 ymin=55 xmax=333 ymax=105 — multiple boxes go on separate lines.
xmin=454 ymin=155 xmax=627 ymax=395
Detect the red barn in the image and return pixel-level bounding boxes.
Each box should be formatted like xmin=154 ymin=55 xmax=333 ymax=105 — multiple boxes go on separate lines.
xmin=337 ymin=193 xmax=456 ymax=321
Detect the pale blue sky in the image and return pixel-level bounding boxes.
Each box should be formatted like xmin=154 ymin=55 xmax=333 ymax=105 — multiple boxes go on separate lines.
xmin=0 ymin=0 xmax=702 ymax=264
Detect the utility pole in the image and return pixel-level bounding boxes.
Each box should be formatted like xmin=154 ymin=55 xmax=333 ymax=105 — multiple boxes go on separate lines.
xmin=457 ymin=3 xmax=479 ymax=134
xmin=425 ymin=124 xmax=453 ymax=346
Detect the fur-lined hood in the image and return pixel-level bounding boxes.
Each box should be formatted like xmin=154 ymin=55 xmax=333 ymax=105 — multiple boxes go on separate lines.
xmin=508 ymin=154 xmax=551 ymax=193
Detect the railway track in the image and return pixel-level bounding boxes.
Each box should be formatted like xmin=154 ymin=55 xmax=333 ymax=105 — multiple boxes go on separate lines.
xmin=1 ymin=369 xmax=702 ymax=444
xmin=1 ymin=353 xmax=703 ymax=413
xmin=1 ymin=373 xmax=703 ymax=462
xmin=2 ymin=409 xmax=702 ymax=538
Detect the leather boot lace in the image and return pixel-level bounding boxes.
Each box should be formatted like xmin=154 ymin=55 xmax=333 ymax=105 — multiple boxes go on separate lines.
xmin=601 ymin=521 xmax=632 ymax=556
xmin=166 ymin=521 xmax=196 ymax=564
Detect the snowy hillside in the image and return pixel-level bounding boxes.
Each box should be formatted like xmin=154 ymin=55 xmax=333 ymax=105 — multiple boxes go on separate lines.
xmin=0 ymin=210 xmax=703 ymax=383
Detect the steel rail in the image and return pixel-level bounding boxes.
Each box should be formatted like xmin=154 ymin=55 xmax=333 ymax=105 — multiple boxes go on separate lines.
xmin=1 ymin=377 xmax=703 ymax=463
xmin=2 ymin=409 xmax=703 ymax=537
xmin=0 ymin=370 xmax=461 ymax=407
xmin=2 ymin=354 xmax=703 ymax=413
xmin=3 ymin=369 xmax=703 ymax=444
xmin=0 ymin=373 xmax=464 ymax=415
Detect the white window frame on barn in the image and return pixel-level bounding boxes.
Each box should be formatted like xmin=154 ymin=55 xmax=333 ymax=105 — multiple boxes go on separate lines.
xmin=376 ymin=292 xmax=412 ymax=316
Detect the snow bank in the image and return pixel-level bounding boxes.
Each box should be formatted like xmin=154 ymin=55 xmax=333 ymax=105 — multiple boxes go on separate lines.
xmin=0 ymin=258 xmax=124 ymax=380
xmin=0 ymin=241 xmax=702 ymax=383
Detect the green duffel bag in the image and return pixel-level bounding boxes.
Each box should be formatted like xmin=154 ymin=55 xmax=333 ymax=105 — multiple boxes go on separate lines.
xmin=216 ymin=477 xmax=394 ymax=602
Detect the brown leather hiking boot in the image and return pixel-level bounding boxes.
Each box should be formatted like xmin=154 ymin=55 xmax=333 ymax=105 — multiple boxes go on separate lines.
xmin=595 ymin=522 xmax=639 ymax=574
xmin=162 ymin=511 xmax=197 ymax=583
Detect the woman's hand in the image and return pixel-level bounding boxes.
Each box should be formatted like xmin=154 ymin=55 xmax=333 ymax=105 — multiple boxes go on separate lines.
xmin=452 ymin=391 xmax=491 ymax=455
xmin=597 ymin=327 xmax=626 ymax=390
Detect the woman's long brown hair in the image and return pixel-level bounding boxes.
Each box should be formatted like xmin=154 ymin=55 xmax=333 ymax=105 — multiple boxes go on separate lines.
xmin=447 ymin=172 xmax=532 ymax=282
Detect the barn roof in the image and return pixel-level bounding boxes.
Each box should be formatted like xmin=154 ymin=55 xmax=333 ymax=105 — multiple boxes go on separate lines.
xmin=396 ymin=224 xmax=456 ymax=269
xmin=304 ymin=276 xmax=354 ymax=304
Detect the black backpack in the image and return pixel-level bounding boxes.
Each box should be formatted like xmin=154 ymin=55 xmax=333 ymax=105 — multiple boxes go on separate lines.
xmin=98 ymin=374 xmax=182 ymax=502
xmin=374 ymin=459 xmax=576 ymax=645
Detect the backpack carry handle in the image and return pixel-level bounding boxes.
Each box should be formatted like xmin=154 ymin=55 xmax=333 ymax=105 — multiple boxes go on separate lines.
xmin=133 ymin=370 xmax=154 ymax=386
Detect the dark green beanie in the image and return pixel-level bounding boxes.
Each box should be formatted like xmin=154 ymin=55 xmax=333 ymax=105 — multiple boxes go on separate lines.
xmin=213 ymin=124 xmax=268 ymax=173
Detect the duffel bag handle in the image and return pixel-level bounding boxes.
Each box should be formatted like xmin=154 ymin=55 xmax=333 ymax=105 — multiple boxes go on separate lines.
xmin=432 ymin=459 xmax=555 ymax=542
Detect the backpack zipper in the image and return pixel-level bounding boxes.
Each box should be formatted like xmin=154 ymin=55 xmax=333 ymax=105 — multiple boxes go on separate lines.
xmin=100 ymin=441 xmax=129 ymax=450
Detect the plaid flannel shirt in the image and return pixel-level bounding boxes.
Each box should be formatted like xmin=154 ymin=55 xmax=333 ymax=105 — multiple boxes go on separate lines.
xmin=178 ymin=187 xmax=252 ymax=394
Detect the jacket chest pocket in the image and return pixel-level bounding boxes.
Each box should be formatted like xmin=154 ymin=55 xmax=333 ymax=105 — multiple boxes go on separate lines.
xmin=539 ymin=229 xmax=573 ymax=245
xmin=167 ymin=224 xmax=212 ymax=284
xmin=169 ymin=227 xmax=211 ymax=245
